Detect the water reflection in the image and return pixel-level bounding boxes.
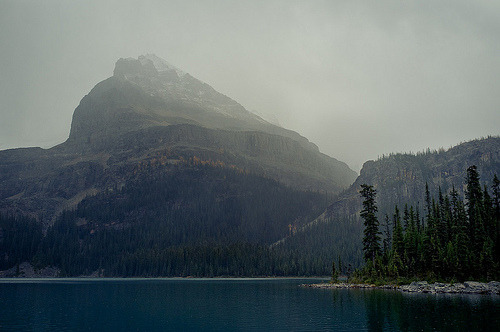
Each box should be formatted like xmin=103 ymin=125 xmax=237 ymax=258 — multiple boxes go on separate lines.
xmin=0 ymin=279 xmax=498 ymax=331
xmin=360 ymin=289 xmax=500 ymax=331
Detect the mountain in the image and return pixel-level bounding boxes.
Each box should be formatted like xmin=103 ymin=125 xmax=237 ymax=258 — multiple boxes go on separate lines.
xmin=69 ymin=54 xmax=316 ymax=149
xmin=276 ymin=137 xmax=500 ymax=270
xmin=0 ymin=55 xmax=356 ymax=276
xmin=0 ymin=54 xmax=356 ymax=221
xmin=4 ymin=54 xmax=495 ymax=277
xmin=322 ymin=136 xmax=500 ymax=219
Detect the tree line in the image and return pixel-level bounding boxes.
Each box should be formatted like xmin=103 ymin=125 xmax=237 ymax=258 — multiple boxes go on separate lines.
xmin=1 ymin=165 xmax=333 ymax=277
xmin=357 ymin=165 xmax=499 ymax=283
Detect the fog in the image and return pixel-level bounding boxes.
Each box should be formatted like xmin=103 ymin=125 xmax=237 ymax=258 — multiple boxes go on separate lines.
xmin=1 ymin=0 xmax=499 ymax=171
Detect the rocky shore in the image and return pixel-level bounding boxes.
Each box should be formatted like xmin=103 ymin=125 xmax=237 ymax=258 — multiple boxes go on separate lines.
xmin=400 ymin=281 xmax=500 ymax=294
xmin=0 ymin=262 xmax=60 ymax=278
xmin=303 ymin=281 xmax=500 ymax=295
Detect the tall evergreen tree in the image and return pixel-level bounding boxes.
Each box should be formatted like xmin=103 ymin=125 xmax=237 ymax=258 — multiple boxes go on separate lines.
xmin=492 ymin=175 xmax=500 ymax=260
xmin=392 ymin=206 xmax=404 ymax=258
xmin=483 ymin=185 xmax=494 ymax=238
xmin=415 ymin=204 xmax=421 ymax=232
xmin=338 ymin=255 xmax=343 ymax=276
xmin=390 ymin=206 xmax=405 ymax=277
xmin=357 ymin=167 xmax=498 ymax=282
xmin=492 ymin=175 xmax=500 ymax=221
xmin=425 ymin=182 xmax=432 ymax=229
xmin=405 ymin=205 xmax=419 ymax=275
xmin=382 ymin=214 xmax=391 ymax=261
xmin=450 ymin=186 xmax=469 ymax=280
xmin=331 ymin=260 xmax=339 ymax=282
xmin=465 ymin=165 xmax=485 ymax=271
xmin=360 ymin=184 xmax=381 ymax=265
xmin=403 ymin=204 xmax=410 ymax=230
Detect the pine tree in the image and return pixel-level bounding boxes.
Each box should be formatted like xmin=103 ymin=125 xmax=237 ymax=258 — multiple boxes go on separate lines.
xmin=492 ymin=175 xmax=500 ymax=262
xmin=403 ymin=204 xmax=410 ymax=230
xmin=360 ymin=184 xmax=381 ymax=265
xmin=331 ymin=260 xmax=339 ymax=283
xmin=443 ymin=194 xmax=453 ymax=244
xmin=425 ymin=182 xmax=432 ymax=229
xmin=480 ymin=237 xmax=495 ymax=280
xmin=404 ymin=205 xmax=418 ymax=275
xmin=465 ymin=165 xmax=485 ymax=277
xmin=382 ymin=214 xmax=391 ymax=262
xmin=338 ymin=255 xmax=343 ymax=276
xmin=426 ymin=199 xmax=442 ymax=276
xmin=392 ymin=206 xmax=404 ymax=260
xmin=415 ymin=204 xmax=421 ymax=232
xmin=492 ymin=175 xmax=500 ymax=221
xmin=357 ymin=167 xmax=497 ymax=282
xmin=483 ymin=185 xmax=494 ymax=239
xmin=450 ymin=186 xmax=469 ymax=280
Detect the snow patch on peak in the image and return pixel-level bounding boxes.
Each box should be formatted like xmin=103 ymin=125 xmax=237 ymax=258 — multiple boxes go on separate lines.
xmin=139 ymin=54 xmax=186 ymax=77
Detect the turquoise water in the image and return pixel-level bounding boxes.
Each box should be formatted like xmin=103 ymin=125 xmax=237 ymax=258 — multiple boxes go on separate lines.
xmin=0 ymin=278 xmax=499 ymax=331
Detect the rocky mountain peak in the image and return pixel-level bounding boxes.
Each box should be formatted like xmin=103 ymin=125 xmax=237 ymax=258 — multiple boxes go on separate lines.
xmin=139 ymin=54 xmax=186 ymax=76
xmin=113 ymin=54 xmax=186 ymax=79
xmin=113 ymin=56 xmax=157 ymax=78
xmin=67 ymin=54 xmax=343 ymax=159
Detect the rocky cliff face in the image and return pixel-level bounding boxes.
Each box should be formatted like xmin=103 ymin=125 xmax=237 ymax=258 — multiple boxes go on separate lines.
xmin=273 ymin=137 xmax=500 ymax=266
xmin=68 ymin=54 xmax=318 ymax=151
xmin=314 ymin=136 xmax=500 ymax=223
xmin=0 ymin=55 xmax=356 ymax=221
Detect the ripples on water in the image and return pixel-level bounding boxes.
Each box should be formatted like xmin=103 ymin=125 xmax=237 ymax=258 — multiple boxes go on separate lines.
xmin=0 ymin=278 xmax=499 ymax=331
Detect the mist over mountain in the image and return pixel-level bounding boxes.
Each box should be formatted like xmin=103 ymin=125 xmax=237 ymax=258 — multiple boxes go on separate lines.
xmin=0 ymin=55 xmax=356 ymax=222
xmin=69 ymin=54 xmax=315 ymax=150
xmin=1 ymin=55 xmax=497 ymax=277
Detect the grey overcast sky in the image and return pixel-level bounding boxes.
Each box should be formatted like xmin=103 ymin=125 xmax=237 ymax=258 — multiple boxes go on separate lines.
xmin=0 ymin=0 xmax=499 ymax=171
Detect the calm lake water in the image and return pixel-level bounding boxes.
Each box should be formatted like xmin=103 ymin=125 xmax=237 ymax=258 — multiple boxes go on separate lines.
xmin=0 ymin=278 xmax=499 ymax=331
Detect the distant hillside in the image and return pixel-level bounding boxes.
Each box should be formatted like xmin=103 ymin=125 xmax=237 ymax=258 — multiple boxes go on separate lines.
xmin=325 ymin=136 xmax=500 ymax=219
xmin=276 ymin=137 xmax=500 ymax=269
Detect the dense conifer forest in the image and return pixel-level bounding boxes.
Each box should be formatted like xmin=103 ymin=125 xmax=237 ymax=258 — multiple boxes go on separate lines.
xmin=1 ymin=165 xmax=346 ymax=276
xmin=2 ymin=157 xmax=498 ymax=279
xmin=356 ymin=166 xmax=500 ymax=283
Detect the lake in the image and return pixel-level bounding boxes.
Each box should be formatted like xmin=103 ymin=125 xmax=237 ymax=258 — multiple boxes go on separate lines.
xmin=0 ymin=278 xmax=499 ymax=331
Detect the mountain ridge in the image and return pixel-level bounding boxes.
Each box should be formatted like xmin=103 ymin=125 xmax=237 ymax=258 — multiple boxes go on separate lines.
xmin=273 ymin=136 xmax=500 ymax=269
xmin=68 ymin=54 xmax=322 ymax=153
xmin=0 ymin=55 xmax=356 ymax=221
xmin=309 ymin=136 xmax=500 ymax=226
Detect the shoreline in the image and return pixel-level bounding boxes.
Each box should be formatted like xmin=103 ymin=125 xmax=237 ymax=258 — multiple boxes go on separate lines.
xmin=0 ymin=261 xmax=331 ymax=279
xmin=303 ymin=281 xmax=500 ymax=295
xmin=0 ymin=276 xmax=328 ymax=283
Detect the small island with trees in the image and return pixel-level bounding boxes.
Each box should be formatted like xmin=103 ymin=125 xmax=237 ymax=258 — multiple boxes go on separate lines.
xmin=308 ymin=165 xmax=500 ymax=295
